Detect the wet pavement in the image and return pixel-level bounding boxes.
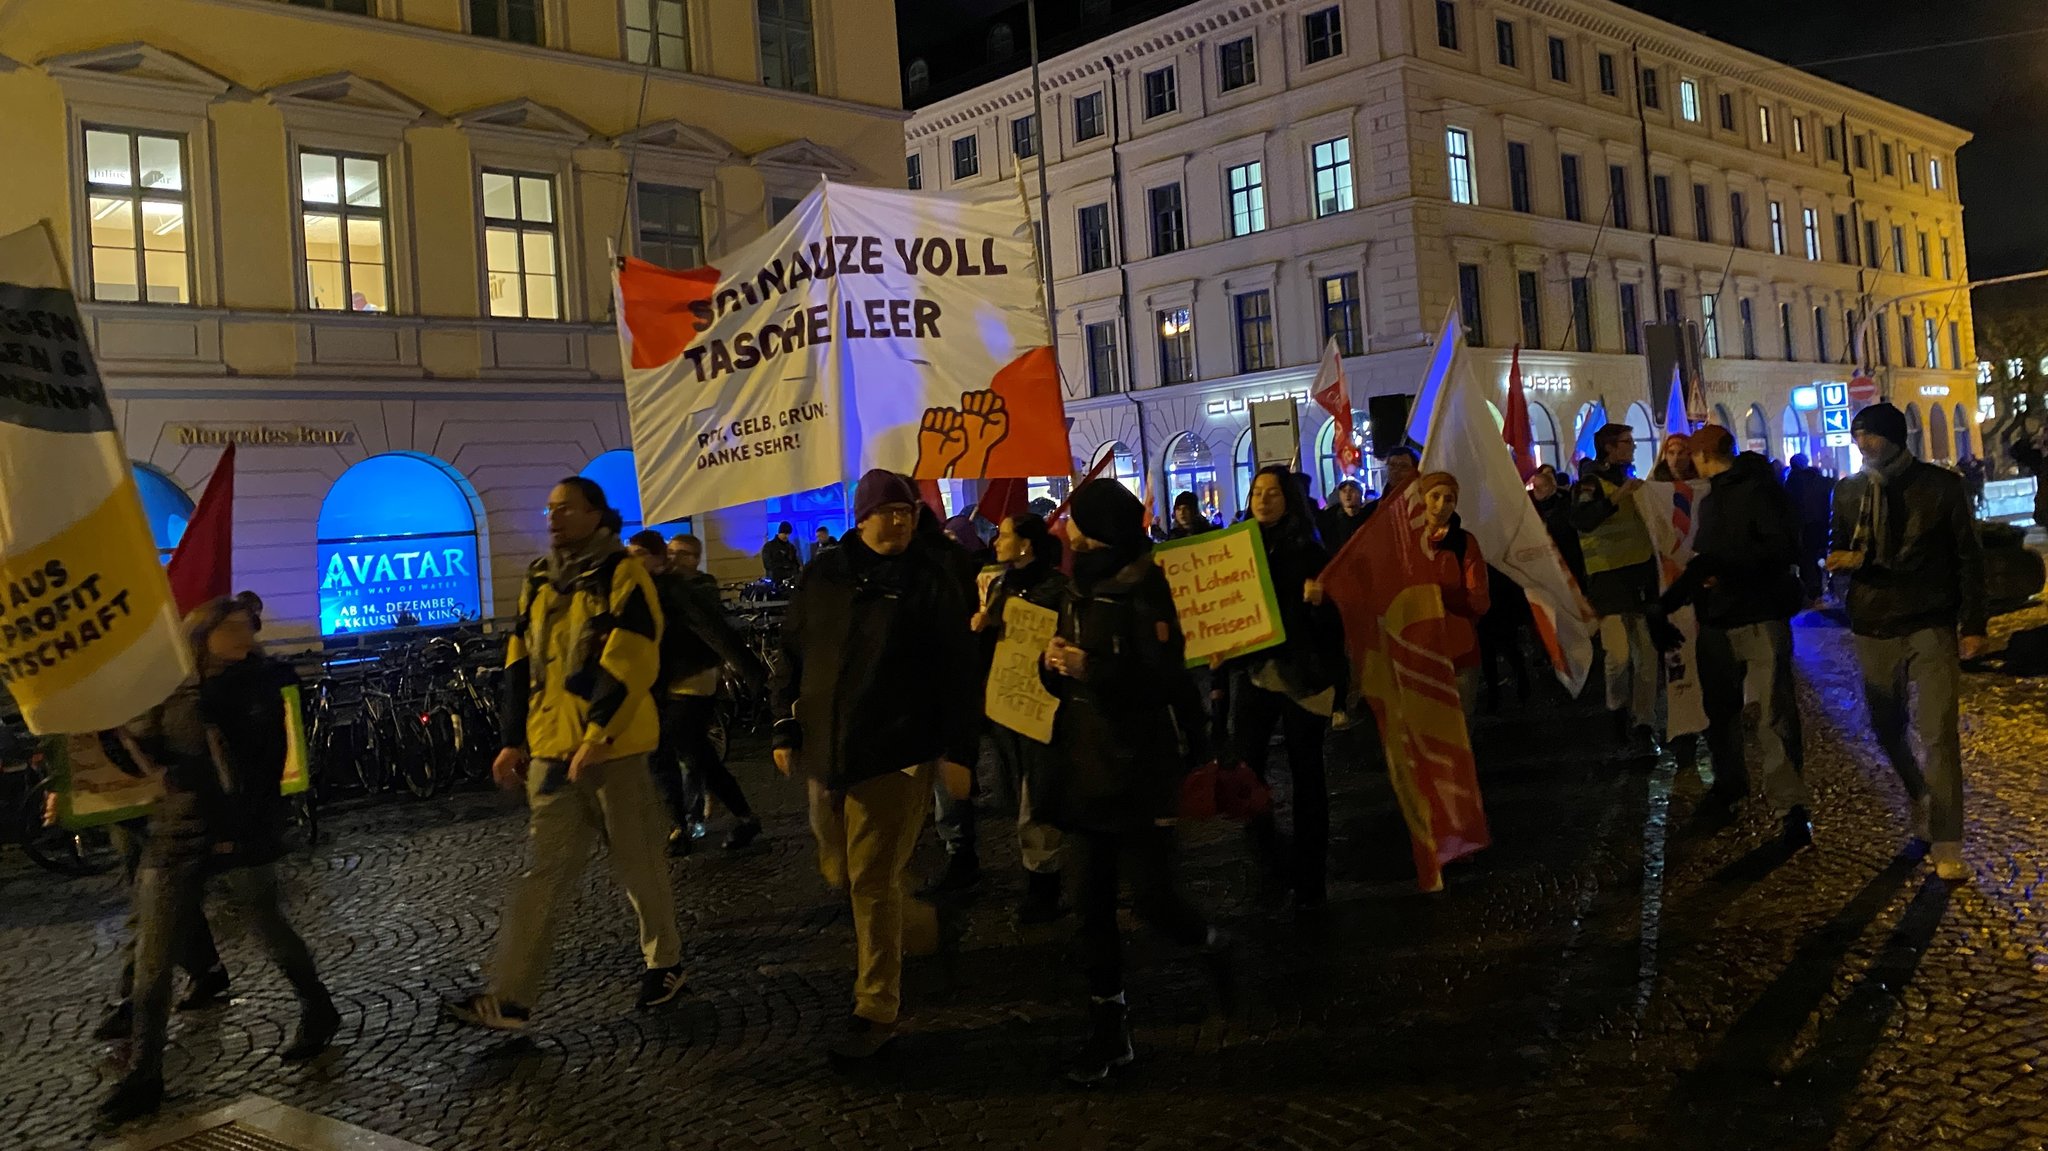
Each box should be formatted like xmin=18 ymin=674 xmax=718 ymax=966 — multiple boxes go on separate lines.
xmin=6 ymin=604 xmax=2048 ymax=1150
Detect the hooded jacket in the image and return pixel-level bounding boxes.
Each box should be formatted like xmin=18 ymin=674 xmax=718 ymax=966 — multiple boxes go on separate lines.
xmin=501 ymin=534 xmax=664 ymax=761
xmin=769 ymin=533 xmax=980 ymax=791
xmin=1829 ymin=454 xmax=1987 ymax=638
xmin=1658 ymin=453 xmax=1804 ymax=628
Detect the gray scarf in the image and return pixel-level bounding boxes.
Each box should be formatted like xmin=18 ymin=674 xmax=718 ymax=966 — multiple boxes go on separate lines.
xmin=1852 ymin=447 xmax=1915 ymax=567
xmin=546 ymin=529 xmax=623 ymax=589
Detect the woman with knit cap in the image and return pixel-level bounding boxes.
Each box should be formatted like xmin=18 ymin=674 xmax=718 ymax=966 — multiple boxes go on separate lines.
xmin=972 ymin=513 xmax=1070 ymax=923
xmin=1412 ymin=472 xmax=1493 ymax=712
xmin=1042 ymin=479 xmax=1231 ymax=1085
xmin=1227 ymin=465 xmax=1345 ymax=911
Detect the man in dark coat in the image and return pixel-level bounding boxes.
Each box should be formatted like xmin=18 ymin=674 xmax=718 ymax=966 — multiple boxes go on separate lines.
xmin=761 ymin=521 xmax=802 ymax=585
xmin=1783 ymin=452 xmax=1834 ymax=604
xmin=770 ymin=469 xmax=980 ymax=1061
xmin=1827 ymin=403 xmax=1986 ymax=883
xmin=1318 ymin=480 xmax=1369 ymax=552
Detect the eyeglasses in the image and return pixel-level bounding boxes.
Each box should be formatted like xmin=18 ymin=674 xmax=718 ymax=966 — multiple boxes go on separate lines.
xmin=869 ymin=505 xmax=917 ymax=523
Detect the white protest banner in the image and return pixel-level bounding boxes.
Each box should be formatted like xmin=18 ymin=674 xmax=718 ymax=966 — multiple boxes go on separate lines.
xmin=0 ymin=222 xmax=191 ymax=734
xmin=616 ymin=180 xmax=1072 ymax=520
xmin=1154 ymin=521 xmax=1287 ymax=667
xmin=1636 ymin=479 xmax=1709 ymax=737
xmin=985 ymin=597 xmax=1059 ymax=744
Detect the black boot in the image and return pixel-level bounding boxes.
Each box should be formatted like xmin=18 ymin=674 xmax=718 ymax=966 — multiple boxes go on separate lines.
xmin=1065 ymin=997 xmax=1134 ymax=1084
xmin=918 ymin=850 xmax=981 ymax=898
xmin=280 ymin=986 xmax=340 ymax=1061
xmin=177 ymin=964 xmax=231 ymax=1011
xmin=1016 ymin=869 xmax=1066 ymax=925
xmin=97 ymin=1072 xmax=163 ymax=1126
xmin=722 ymin=816 xmax=763 ymax=851
xmin=92 ymin=1000 xmax=133 ymax=1041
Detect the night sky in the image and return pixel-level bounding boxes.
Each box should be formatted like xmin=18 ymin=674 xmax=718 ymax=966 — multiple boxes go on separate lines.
xmin=900 ymin=0 xmax=2048 ymax=278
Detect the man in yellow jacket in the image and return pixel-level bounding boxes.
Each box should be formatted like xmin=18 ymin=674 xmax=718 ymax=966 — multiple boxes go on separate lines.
xmin=445 ymin=477 xmax=683 ymax=1030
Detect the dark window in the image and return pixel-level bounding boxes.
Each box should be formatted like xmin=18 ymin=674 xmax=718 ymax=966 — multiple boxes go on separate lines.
xmin=1852 ymin=134 xmax=1867 ymax=169
xmin=1077 ymin=203 xmax=1111 ymax=273
xmin=634 ymin=183 xmax=704 ymax=270
xmin=1891 ymin=225 xmax=1906 ymax=274
xmin=1639 ymin=67 xmax=1660 ymax=109
xmin=1880 ymin=141 xmax=1895 ymax=176
xmin=1607 ymin=164 xmax=1630 ymax=230
xmin=1148 ymin=184 xmax=1185 ymax=256
xmin=1436 ymin=1 xmax=1459 ymax=50
xmin=906 ymin=154 xmax=921 ymax=190
xmin=1085 ymin=321 xmax=1119 ymax=394
xmin=1074 ymin=92 xmax=1105 ymax=141
xmin=1814 ymin=306 xmax=1830 ymax=363
xmin=1908 ymin=150 xmax=1920 ymax=183
xmin=1619 ymin=283 xmax=1641 ymax=355
xmin=1845 ymin=309 xmax=1857 ymax=363
xmin=291 ymin=0 xmax=371 ymax=11
xmin=757 ymin=0 xmax=816 ymax=92
xmin=1560 ymin=154 xmax=1583 ymax=222
xmin=1011 ymin=116 xmax=1038 ymax=159
xmin=1864 ymin=219 xmax=1881 ymax=269
xmin=1834 ymin=214 xmax=1852 ymax=264
xmin=1507 ymin=142 xmax=1532 ymax=212
xmin=952 ymin=134 xmax=979 ymax=179
xmin=1691 ymin=183 xmax=1711 ymax=241
xmin=1321 ymin=273 xmax=1363 ymax=356
xmin=1942 ymin=237 xmax=1954 ymax=279
xmin=1142 ymin=66 xmax=1177 ymax=117
xmin=1729 ymin=191 xmax=1748 ymax=249
xmin=1571 ymin=276 xmax=1593 ymax=352
xmin=1876 ymin=318 xmax=1889 ymax=366
xmin=1235 ymin=291 xmax=1275 ymax=372
xmin=1458 ymin=263 xmax=1485 ymax=346
xmin=1548 ymin=36 xmax=1569 ymax=82
xmin=1662 ymin=288 xmax=1680 ymax=328
xmin=471 ymin=0 xmax=540 ymax=43
xmin=1950 ymin=322 xmax=1962 ymax=370
xmin=1918 ymin=231 xmax=1931 ymax=277
xmin=1899 ymin=315 xmax=1914 ymax=367
xmin=1823 ymin=124 xmax=1839 ymax=161
xmin=1516 ymin=270 xmax=1542 ymax=348
xmin=1304 ymin=6 xmax=1343 ymax=63
xmin=1717 ymin=92 xmax=1735 ymax=131
xmin=1495 ymin=19 xmax=1517 ymax=67
xmin=1780 ymin=302 xmax=1796 ymax=361
xmin=1651 ymin=174 xmax=1672 ymax=236
xmin=1219 ymin=37 xmax=1257 ymax=91
xmin=1739 ymin=298 xmax=1757 ymax=359
xmin=1597 ymin=51 xmax=1616 ymax=95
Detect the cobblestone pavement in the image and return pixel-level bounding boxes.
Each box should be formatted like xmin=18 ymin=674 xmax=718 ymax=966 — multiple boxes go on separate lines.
xmin=8 ymin=606 xmax=2048 ymax=1150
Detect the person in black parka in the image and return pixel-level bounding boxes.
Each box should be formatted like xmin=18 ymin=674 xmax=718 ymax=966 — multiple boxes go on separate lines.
xmin=1042 ymin=480 xmax=1231 ymax=1085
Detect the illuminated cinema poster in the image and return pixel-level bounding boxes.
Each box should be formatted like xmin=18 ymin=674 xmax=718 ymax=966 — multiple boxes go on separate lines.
xmin=315 ymin=453 xmax=483 ymax=636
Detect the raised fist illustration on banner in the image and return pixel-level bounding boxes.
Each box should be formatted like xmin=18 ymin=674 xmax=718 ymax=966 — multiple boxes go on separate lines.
xmin=914 ymin=390 xmax=1011 ymax=478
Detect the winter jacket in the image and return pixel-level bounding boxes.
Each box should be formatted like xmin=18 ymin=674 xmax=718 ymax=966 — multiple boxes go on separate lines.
xmin=1223 ymin=519 xmax=1346 ymax=699
xmin=979 ymin=561 xmax=1069 ymax=670
xmin=769 ymin=535 xmax=980 ymax=791
xmin=1829 ymin=459 xmax=1987 ymax=638
xmin=1532 ymin=489 xmax=1587 ymax=587
xmin=650 ymin=569 xmax=765 ymax=695
xmin=1658 ymin=453 xmax=1804 ymax=628
xmin=1571 ymin=462 xmax=1657 ymax=615
xmin=1783 ymin=464 xmax=1834 ymax=528
xmin=1319 ymin=505 xmax=1369 ymax=554
xmin=119 ymin=655 xmax=298 ymax=869
xmin=501 ymin=541 xmax=664 ymax=761
xmin=1043 ymin=552 xmax=1209 ymax=831
xmin=1424 ymin=521 xmax=1492 ymax=670
xmin=761 ymin=536 xmax=802 ymax=584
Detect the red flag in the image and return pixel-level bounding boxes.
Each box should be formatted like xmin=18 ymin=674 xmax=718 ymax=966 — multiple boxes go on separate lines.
xmin=1309 ymin=338 xmax=1361 ymax=476
xmin=165 ymin=444 xmax=235 ymax=614
xmin=975 ymin=476 xmax=1030 ymax=525
xmin=1321 ymin=477 xmax=1491 ymax=893
xmin=1044 ymin=449 xmax=1114 ymax=535
xmin=1501 ymin=345 xmax=1538 ymax=481
xmin=915 ymin=478 xmax=947 ymax=518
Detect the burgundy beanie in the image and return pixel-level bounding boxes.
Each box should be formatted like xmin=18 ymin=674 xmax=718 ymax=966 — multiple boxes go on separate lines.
xmin=852 ymin=468 xmax=919 ymax=522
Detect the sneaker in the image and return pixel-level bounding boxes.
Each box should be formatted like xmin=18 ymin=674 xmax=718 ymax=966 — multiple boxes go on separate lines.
xmin=96 ymin=1071 xmax=163 ymax=1126
xmin=918 ymin=850 xmax=982 ymax=899
xmin=1065 ymin=998 xmax=1135 ymax=1084
xmin=177 ymin=964 xmax=231 ymax=1011
xmin=637 ymin=965 xmax=689 ymax=1010
xmin=829 ymin=1015 xmax=899 ymax=1062
xmin=281 ymin=991 xmax=340 ymax=1061
xmin=1931 ymin=841 xmax=1970 ymax=883
xmin=1016 ymin=870 xmax=1067 ymax=926
xmin=1909 ymin=794 xmax=1933 ymax=844
xmin=666 ymin=827 xmax=694 ymax=858
xmin=443 ymin=993 xmax=529 ymax=1032
xmin=722 ymin=817 xmax=764 ymax=851
xmin=1780 ymin=807 xmax=1815 ymax=856
xmin=92 ymin=1001 xmax=133 ymax=1042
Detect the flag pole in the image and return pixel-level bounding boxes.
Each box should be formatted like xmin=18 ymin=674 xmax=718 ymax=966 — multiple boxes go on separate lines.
xmin=1027 ymin=0 xmax=1057 ymax=345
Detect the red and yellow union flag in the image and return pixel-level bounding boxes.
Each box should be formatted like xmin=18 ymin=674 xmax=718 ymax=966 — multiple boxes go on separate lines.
xmin=1323 ymin=483 xmax=1490 ymax=893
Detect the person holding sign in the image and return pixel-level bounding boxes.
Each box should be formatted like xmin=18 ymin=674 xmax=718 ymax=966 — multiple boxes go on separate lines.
xmin=1227 ymin=466 xmax=1346 ymax=912
xmin=770 ymin=470 xmax=980 ymax=1063
xmin=102 ymin=598 xmax=336 ymax=1125
xmin=972 ymin=513 xmax=1069 ymax=924
xmin=1042 ymin=480 xmax=1232 ymax=1085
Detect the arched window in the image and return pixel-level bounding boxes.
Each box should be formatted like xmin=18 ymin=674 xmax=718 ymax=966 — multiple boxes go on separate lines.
xmin=1572 ymin=401 xmax=1607 ymax=467
xmin=1529 ymin=401 xmax=1559 ymax=470
xmin=1928 ymin=404 xmax=1949 ymax=462
xmin=1780 ymin=405 xmax=1808 ymax=462
xmin=1091 ymin=440 xmax=1141 ymax=497
xmin=1955 ymin=403 xmax=1972 ymax=459
xmin=317 ymin=452 xmax=483 ymax=635
xmin=1234 ymin=429 xmax=1256 ymax=513
xmin=906 ymin=58 xmax=930 ymax=98
xmin=1625 ymin=401 xmax=1658 ymax=478
xmin=132 ymin=463 xmax=193 ymax=563
xmin=1163 ymin=433 xmax=1220 ymax=524
xmin=1743 ymin=404 xmax=1770 ymax=455
xmin=579 ymin=449 xmax=692 ymax=541
xmin=764 ymin=483 xmax=845 ymax=560
xmin=1712 ymin=403 xmax=1735 ymax=432
xmin=1025 ymin=474 xmax=1070 ymax=515
xmin=1906 ymin=403 xmax=1924 ymax=458
xmin=1314 ymin=412 xmax=1374 ymax=497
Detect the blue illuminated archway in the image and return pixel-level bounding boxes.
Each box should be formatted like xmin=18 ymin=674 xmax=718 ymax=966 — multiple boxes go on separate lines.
xmin=132 ymin=463 xmax=193 ymax=563
xmin=579 ymin=449 xmax=692 ymax=542
xmin=316 ymin=452 xmax=482 ymax=635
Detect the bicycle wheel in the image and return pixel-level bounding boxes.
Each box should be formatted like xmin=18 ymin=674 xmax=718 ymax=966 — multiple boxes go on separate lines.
xmin=352 ymin=716 xmax=393 ymax=795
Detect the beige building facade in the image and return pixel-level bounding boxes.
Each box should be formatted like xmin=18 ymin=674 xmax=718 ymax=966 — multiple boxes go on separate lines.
xmin=907 ymin=0 xmax=1977 ymax=521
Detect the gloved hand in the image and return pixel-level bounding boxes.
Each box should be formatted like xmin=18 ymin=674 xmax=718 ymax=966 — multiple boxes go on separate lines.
xmin=1647 ymin=610 xmax=1686 ymax=654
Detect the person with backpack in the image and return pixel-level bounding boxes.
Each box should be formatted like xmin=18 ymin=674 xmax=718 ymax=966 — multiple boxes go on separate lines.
xmin=628 ymin=530 xmax=767 ymax=855
xmin=444 ymin=477 xmax=685 ymax=1032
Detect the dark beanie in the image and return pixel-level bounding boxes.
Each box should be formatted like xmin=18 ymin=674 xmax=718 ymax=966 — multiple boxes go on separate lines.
xmin=1851 ymin=402 xmax=1907 ymax=447
xmin=852 ymin=468 xmax=919 ymax=522
xmin=1067 ymin=479 xmax=1147 ymax=549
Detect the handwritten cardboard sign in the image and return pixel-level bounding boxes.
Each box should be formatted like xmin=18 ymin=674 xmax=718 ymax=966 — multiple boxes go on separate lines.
xmin=985 ymin=597 xmax=1060 ymax=744
xmin=46 ymin=731 xmax=162 ymax=829
xmin=1154 ymin=520 xmax=1287 ymax=667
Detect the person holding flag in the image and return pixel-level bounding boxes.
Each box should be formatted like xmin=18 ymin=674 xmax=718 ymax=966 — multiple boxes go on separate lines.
xmin=1412 ymin=473 xmax=1494 ymax=712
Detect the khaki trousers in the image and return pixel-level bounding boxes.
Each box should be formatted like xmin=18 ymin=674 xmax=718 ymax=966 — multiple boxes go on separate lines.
xmin=807 ymin=765 xmax=938 ymax=1024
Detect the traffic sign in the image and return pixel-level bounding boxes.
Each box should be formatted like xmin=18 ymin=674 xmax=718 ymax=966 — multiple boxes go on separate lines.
xmin=1820 ymin=383 xmax=1848 ymax=408
xmin=1848 ymin=375 xmax=1879 ymax=404
xmin=1826 ymin=432 xmax=1852 ymax=447
xmin=1821 ymin=409 xmax=1851 ymax=434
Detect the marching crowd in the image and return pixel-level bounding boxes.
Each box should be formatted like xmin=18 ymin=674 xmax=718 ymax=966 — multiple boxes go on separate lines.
xmin=84 ymin=400 xmax=1987 ymax=1124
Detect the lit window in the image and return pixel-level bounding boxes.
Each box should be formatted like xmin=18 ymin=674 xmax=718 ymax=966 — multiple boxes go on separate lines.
xmin=1678 ymin=78 xmax=1700 ymax=122
xmin=625 ymin=0 xmax=689 ymax=70
xmin=1930 ymin=156 xmax=1945 ymax=189
xmin=1157 ymin=307 xmax=1194 ymax=384
xmin=300 ymin=150 xmax=390 ymax=311
xmin=1446 ymin=127 xmax=1475 ymax=204
xmin=1228 ymin=161 xmax=1267 ymax=236
xmin=1791 ymin=116 xmax=1806 ymax=153
xmin=1758 ymin=104 xmax=1775 ymax=144
xmin=1235 ymin=290 xmax=1274 ymax=372
xmin=83 ymin=127 xmax=192 ymax=304
xmin=1802 ymin=207 xmax=1820 ymax=261
xmin=481 ymin=169 xmax=559 ymax=319
xmin=1312 ymin=138 xmax=1354 ymax=217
